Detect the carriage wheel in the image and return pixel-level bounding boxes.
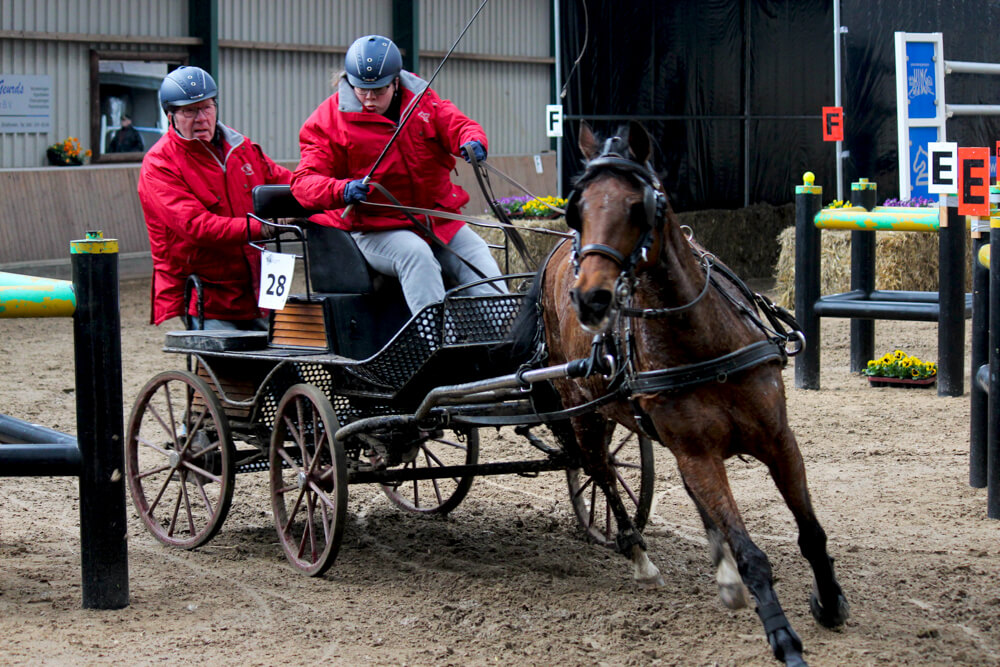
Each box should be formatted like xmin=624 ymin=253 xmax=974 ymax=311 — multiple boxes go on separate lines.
xmin=269 ymin=384 xmax=348 ymax=577
xmin=566 ymin=429 xmax=654 ymax=548
xmin=125 ymin=370 xmax=235 ymax=549
xmin=379 ymin=428 xmax=479 ymax=515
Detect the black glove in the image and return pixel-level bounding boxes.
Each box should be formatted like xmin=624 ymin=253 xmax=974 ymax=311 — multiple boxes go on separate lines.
xmin=344 ymin=179 xmax=370 ymax=204
xmin=461 ymin=141 xmax=487 ymax=163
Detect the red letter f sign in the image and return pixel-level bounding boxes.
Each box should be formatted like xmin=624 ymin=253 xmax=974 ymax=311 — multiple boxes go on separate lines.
xmin=822 ymin=107 xmax=844 ymax=142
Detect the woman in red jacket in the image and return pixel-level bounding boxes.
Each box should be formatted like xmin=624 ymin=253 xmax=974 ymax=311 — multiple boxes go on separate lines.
xmin=291 ymin=35 xmax=505 ymax=316
xmin=138 ymin=66 xmax=290 ymax=329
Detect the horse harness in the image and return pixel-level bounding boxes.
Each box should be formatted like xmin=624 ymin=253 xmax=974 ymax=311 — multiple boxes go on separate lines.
xmin=551 ymin=147 xmax=805 ymax=440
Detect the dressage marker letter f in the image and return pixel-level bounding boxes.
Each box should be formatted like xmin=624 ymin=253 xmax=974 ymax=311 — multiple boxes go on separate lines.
xmin=822 ymin=107 xmax=844 ymax=142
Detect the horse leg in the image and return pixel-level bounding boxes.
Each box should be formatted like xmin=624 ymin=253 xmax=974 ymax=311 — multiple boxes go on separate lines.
xmin=683 ymin=480 xmax=750 ymax=609
xmin=677 ymin=454 xmax=806 ymax=666
xmin=574 ymin=416 xmax=664 ymax=587
xmin=763 ymin=429 xmax=850 ymax=628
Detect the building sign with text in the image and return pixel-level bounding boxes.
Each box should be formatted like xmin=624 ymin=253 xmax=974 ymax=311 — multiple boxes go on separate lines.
xmin=0 ymin=75 xmax=52 ymax=133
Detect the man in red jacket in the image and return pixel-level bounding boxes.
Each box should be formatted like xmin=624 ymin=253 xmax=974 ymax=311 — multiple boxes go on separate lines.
xmin=138 ymin=66 xmax=290 ymax=329
xmin=291 ymin=35 xmax=505 ymax=316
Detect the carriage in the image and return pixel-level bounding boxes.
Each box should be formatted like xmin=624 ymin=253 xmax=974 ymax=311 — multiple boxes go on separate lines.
xmin=126 ymin=122 xmax=849 ymax=665
xmin=124 ymin=183 xmax=653 ymax=577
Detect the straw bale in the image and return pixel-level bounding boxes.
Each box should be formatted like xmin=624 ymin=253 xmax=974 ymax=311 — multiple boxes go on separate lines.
xmin=477 ymin=216 xmax=568 ymax=276
xmin=774 ymin=228 xmax=973 ymax=309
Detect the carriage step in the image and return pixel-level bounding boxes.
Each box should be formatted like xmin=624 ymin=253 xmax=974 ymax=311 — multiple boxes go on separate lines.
xmin=165 ymin=330 xmax=269 ymax=352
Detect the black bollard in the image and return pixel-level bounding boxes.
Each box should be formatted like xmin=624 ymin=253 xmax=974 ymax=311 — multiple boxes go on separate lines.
xmin=989 ymin=219 xmax=1000 ymax=519
xmin=938 ymin=207 xmax=966 ymax=397
xmin=794 ymin=173 xmax=823 ymax=389
xmin=71 ymin=231 xmax=130 ymax=608
xmin=970 ymin=231 xmax=989 ymax=489
xmin=849 ymin=179 xmax=878 ymax=373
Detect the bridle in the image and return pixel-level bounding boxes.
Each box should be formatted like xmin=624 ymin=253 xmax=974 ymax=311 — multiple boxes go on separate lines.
xmin=565 ymin=147 xmax=715 ymax=318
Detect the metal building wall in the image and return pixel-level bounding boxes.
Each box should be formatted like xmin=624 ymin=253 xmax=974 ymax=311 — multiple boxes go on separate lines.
xmin=0 ymin=0 xmax=188 ymax=168
xmin=1 ymin=0 xmax=554 ymax=167
xmin=419 ymin=0 xmax=553 ymax=156
xmin=218 ymin=0 xmax=392 ymax=161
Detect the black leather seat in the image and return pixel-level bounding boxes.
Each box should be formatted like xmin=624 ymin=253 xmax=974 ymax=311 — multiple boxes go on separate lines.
xmin=251 ymin=185 xmax=409 ymax=359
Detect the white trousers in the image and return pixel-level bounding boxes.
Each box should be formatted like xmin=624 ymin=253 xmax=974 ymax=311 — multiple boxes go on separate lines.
xmin=351 ymin=225 xmax=507 ymax=314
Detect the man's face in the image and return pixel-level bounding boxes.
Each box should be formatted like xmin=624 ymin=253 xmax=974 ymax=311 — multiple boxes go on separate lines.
xmin=171 ymin=100 xmax=217 ymax=142
xmin=352 ymin=80 xmax=397 ymax=115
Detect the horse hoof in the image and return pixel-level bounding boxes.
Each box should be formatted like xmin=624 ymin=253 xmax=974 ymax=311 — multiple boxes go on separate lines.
xmin=718 ymin=581 xmax=750 ymax=610
xmin=810 ymin=591 xmax=850 ymax=628
xmin=636 ymin=572 xmax=665 ymax=589
xmin=768 ymin=627 xmax=805 ymax=666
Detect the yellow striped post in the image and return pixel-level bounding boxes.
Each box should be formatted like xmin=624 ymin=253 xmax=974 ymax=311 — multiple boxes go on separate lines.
xmin=0 ymin=272 xmax=76 ymax=318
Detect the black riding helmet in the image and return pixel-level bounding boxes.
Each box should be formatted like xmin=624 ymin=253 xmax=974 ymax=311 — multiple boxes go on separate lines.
xmin=345 ymin=35 xmax=402 ymax=88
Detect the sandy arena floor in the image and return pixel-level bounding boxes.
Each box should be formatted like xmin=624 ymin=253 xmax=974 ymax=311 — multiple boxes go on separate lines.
xmin=0 ymin=275 xmax=998 ymax=666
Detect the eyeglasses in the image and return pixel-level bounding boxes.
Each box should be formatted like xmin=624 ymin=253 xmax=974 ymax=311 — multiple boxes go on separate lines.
xmin=358 ymin=84 xmax=393 ymax=98
xmin=174 ymin=103 xmax=217 ymax=119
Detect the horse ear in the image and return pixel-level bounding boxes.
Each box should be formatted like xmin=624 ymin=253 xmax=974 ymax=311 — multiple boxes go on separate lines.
xmin=579 ymin=121 xmax=600 ymax=160
xmin=627 ymin=121 xmax=652 ymax=165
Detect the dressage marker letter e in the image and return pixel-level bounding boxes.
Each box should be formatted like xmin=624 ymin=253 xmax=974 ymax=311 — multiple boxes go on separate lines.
xmin=958 ymin=147 xmax=989 ymax=216
xmin=927 ymin=141 xmax=957 ymax=195
xmin=822 ymin=107 xmax=844 ymax=142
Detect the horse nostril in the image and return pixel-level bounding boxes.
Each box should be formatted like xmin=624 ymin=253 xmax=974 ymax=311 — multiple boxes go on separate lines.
xmin=588 ymin=289 xmax=613 ymax=314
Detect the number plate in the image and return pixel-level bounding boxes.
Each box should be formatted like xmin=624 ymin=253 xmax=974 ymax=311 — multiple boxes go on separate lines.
xmin=258 ymin=250 xmax=295 ymax=310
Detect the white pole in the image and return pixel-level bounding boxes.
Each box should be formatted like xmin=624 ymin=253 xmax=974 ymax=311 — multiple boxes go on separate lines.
xmin=553 ymin=0 xmax=563 ymax=198
xmin=833 ymin=0 xmax=844 ymax=201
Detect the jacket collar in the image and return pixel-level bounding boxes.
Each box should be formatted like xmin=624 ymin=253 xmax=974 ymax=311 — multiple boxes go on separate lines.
xmin=168 ymin=122 xmax=245 ymax=164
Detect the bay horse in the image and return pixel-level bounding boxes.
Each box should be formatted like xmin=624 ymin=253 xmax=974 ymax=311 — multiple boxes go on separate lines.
xmin=511 ymin=122 xmax=848 ymax=666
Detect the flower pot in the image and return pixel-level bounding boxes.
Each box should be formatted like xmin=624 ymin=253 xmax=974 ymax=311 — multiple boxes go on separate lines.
xmin=46 ymin=147 xmax=82 ymax=166
xmin=867 ymin=375 xmax=936 ymax=388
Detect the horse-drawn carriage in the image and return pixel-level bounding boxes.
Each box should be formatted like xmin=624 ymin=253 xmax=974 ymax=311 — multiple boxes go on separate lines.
xmin=125 ymin=123 xmax=847 ymax=666
xmin=125 ymin=182 xmax=653 ymax=577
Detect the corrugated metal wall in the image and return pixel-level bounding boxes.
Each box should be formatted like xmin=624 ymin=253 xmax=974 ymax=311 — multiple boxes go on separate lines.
xmin=1 ymin=0 xmax=553 ymax=167
xmin=218 ymin=0 xmax=393 ymax=161
xmin=0 ymin=0 xmax=188 ymax=168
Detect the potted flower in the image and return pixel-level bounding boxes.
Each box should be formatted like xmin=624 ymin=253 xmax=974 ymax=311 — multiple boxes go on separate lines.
xmin=46 ymin=136 xmax=91 ymax=166
xmin=863 ymin=349 xmax=937 ymax=387
xmin=490 ymin=195 xmax=531 ymax=218
xmin=522 ymin=195 xmax=567 ymax=219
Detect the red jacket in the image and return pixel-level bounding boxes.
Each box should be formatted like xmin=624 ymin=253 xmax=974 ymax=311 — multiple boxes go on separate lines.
xmin=291 ymin=71 xmax=487 ymax=243
xmin=138 ymin=123 xmax=291 ymax=325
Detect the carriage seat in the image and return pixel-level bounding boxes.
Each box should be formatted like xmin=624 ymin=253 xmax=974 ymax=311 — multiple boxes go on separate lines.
xmin=252 ymin=185 xmax=409 ymax=359
xmin=252 ymin=184 xmax=392 ymax=295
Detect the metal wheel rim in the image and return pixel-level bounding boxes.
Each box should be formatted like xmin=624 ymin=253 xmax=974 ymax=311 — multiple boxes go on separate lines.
xmin=125 ymin=370 xmax=235 ymax=549
xmin=379 ymin=428 xmax=479 ymax=515
xmin=566 ymin=430 xmax=654 ymax=548
xmin=269 ymin=384 xmax=348 ymax=577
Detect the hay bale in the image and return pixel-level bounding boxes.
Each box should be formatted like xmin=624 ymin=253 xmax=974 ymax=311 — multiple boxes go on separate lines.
xmin=773 ymin=228 xmax=973 ymax=309
xmin=678 ymin=203 xmax=794 ymax=279
xmin=476 ymin=216 xmax=568 ymax=275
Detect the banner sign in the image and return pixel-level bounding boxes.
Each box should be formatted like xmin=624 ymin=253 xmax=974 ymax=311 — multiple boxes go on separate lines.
xmin=0 ymin=75 xmax=52 ymax=133
xmin=822 ymin=107 xmax=843 ymax=142
xmin=894 ymin=33 xmax=946 ymax=201
xmin=927 ymin=141 xmax=957 ymax=195
xmin=958 ymin=147 xmax=989 ymax=217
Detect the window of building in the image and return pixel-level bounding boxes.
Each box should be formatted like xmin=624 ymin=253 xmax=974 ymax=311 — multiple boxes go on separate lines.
xmin=89 ymin=51 xmax=186 ymax=163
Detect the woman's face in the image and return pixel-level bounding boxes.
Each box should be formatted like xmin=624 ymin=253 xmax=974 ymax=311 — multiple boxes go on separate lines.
xmin=353 ymin=80 xmax=397 ymax=115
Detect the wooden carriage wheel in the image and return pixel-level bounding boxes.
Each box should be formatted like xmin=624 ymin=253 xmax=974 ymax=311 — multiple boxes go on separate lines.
xmin=125 ymin=370 xmax=236 ymax=549
xmin=379 ymin=427 xmax=479 ymax=515
xmin=269 ymin=384 xmax=348 ymax=577
xmin=566 ymin=429 xmax=655 ymax=548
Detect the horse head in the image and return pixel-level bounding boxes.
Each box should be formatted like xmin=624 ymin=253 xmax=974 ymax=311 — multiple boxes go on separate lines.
xmin=566 ymin=121 xmax=666 ymax=332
